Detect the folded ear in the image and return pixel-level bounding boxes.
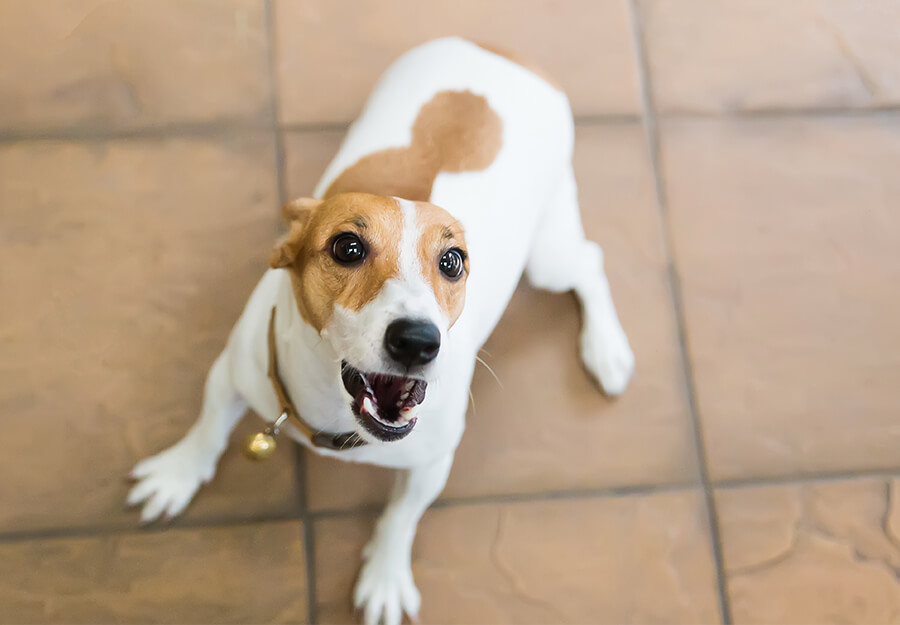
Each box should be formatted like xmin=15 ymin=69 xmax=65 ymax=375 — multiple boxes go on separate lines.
xmin=269 ymin=197 xmax=322 ymax=269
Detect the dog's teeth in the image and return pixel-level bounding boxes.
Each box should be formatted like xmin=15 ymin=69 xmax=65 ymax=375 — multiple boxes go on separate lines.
xmin=362 ymin=397 xmax=376 ymax=415
xmin=400 ymin=391 xmax=409 ymax=401
xmin=404 ymin=380 xmax=415 ymax=391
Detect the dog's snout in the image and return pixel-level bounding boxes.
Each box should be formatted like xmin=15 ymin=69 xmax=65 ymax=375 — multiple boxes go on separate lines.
xmin=384 ymin=319 xmax=441 ymax=367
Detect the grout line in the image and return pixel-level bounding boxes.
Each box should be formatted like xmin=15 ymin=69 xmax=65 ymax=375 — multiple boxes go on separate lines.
xmin=263 ymin=3 xmax=317 ymax=622
xmin=626 ymin=2 xmax=733 ymax=623
xmin=263 ymin=0 xmax=288 ymax=211
xmin=4 ymin=468 xmax=898 ymax=546
xmin=0 ymin=120 xmax=274 ymax=143
xmin=0 ymin=509 xmax=306 ymax=545
xmin=298 ymin=448 xmax=319 ymax=625
xmin=0 ymin=481 xmax=694 ymax=546
xmin=574 ymin=113 xmax=643 ymax=125
xmin=4 ymin=107 xmax=900 ymax=145
xmin=715 ymin=467 xmax=900 ymax=490
xmin=308 ymin=480 xmax=699 ymax=520
xmin=281 ymin=120 xmax=352 ymax=134
xmin=658 ymin=105 xmax=900 ymax=121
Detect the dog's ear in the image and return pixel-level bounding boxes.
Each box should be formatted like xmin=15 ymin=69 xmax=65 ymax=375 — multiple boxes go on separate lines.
xmin=269 ymin=197 xmax=322 ymax=269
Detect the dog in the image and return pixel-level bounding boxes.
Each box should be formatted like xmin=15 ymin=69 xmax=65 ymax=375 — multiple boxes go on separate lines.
xmin=127 ymin=37 xmax=634 ymax=625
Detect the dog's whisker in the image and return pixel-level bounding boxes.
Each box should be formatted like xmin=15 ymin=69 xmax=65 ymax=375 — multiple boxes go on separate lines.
xmin=475 ymin=355 xmax=503 ymax=389
xmin=468 ymin=388 xmax=476 ymax=414
xmin=341 ymin=432 xmax=362 ymax=450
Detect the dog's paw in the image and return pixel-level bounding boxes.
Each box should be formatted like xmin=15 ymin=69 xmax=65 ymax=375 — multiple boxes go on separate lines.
xmin=126 ymin=442 xmax=216 ymax=524
xmin=354 ymin=550 xmax=421 ymax=625
xmin=580 ymin=318 xmax=635 ymax=396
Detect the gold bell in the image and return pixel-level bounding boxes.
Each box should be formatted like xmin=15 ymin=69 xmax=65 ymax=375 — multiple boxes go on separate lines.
xmin=243 ymin=413 xmax=288 ymax=461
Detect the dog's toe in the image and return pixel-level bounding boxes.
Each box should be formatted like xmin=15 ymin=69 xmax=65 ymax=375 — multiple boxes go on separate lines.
xmin=126 ymin=443 xmax=216 ymax=525
xmin=580 ymin=321 xmax=635 ymax=396
xmin=354 ymin=554 xmax=420 ymax=625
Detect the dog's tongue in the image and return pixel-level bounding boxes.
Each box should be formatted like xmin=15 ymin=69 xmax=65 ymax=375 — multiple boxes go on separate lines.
xmin=353 ymin=372 xmax=427 ymax=423
xmin=371 ymin=374 xmax=416 ymax=406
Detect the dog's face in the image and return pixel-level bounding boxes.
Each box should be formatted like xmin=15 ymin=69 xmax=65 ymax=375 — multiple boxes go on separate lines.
xmin=271 ymin=192 xmax=468 ymax=442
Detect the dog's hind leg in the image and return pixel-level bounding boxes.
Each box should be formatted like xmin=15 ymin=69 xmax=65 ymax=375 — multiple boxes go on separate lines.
xmin=126 ymin=352 xmax=246 ymax=523
xmin=525 ymin=166 xmax=634 ymax=395
xmin=354 ymin=453 xmax=453 ymax=625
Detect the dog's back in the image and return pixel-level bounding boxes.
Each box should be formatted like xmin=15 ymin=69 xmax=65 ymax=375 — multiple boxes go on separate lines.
xmin=314 ymin=37 xmax=576 ymax=349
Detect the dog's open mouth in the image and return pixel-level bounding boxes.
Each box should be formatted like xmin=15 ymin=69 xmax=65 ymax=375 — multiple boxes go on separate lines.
xmin=340 ymin=361 xmax=427 ymax=442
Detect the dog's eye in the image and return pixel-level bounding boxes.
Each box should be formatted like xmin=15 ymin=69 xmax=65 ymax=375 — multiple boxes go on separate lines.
xmin=439 ymin=248 xmax=465 ymax=280
xmin=331 ymin=233 xmax=366 ymax=265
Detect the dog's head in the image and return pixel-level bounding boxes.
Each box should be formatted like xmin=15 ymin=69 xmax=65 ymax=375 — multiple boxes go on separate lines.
xmin=270 ymin=192 xmax=469 ymax=442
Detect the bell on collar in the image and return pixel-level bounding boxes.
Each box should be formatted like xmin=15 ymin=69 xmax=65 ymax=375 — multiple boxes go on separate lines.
xmin=243 ymin=413 xmax=288 ymax=461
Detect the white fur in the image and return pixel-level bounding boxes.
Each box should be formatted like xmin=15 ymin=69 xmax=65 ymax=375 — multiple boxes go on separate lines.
xmin=128 ymin=37 xmax=634 ymax=625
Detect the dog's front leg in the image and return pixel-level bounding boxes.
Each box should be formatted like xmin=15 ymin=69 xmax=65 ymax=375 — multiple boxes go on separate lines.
xmin=355 ymin=453 xmax=453 ymax=625
xmin=126 ymin=352 xmax=246 ymax=523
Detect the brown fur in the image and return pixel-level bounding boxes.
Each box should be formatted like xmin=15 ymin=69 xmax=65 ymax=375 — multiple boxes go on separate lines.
xmin=475 ymin=42 xmax=562 ymax=90
xmin=271 ymin=193 xmax=404 ymax=331
xmin=270 ymin=193 xmax=468 ymax=330
xmin=325 ymin=90 xmax=503 ymax=202
xmin=415 ymin=201 xmax=468 ymax=325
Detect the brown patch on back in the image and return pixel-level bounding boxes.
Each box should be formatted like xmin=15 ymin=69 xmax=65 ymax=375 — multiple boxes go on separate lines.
xmin=475 ymin=42 xmax=563 ymax=90
xmin=325 ymin=90 xmax=503 ymax=202
xmin=270 ymin=193 xmax=405 ymax=331
xmin=415 ymin=201 xmax=468 ymax=326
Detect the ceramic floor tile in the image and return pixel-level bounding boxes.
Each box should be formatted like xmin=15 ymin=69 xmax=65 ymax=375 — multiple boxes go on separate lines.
xmin=0 ymin=134 xmax=302 ymax=532
xmin=281 ymin=128 xmax=345 ymax=201
xmin=717 ymin=478 xmax=900 ymax=624
xmin=315 ymin=490 xmax=720 ymax=624
xmin=282 ymin=124 xmax=697 ymax=512
xmin=0 ymin=521 xmax=307 ymax=624
xmin=662 ymin=117 xmax=900 ymax=481
xmin=0 ymin=0 xmax=271 ymax=133
xmin=273 ymin=0 xmax=640 ymax=125
xmin=638 ymin=0 xmax=900 ymax=114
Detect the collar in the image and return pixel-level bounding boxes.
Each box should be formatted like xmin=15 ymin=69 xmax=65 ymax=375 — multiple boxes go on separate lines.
xmin=267 ymin=307 xmax=366 ymax=451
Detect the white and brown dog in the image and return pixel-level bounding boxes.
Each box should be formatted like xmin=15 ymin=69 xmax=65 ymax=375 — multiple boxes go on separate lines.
xmin=128 ymin=37 xmax=634 ymax=624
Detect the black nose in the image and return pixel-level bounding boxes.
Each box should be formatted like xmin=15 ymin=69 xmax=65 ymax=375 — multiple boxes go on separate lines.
xmin=384 ymin=319 xmax=441 ymax=367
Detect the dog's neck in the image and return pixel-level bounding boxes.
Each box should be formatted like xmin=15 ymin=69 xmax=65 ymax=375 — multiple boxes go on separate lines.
xmin=272 ymin=273 xmax=359 ymax=434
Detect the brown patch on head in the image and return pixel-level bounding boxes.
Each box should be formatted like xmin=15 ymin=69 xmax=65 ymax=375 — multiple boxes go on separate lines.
xmin=325 ymin=90 xmax=502 ymax=202
xmin=474 ymin=42 xmax=563 ymax=90
xmin=270 ymin=193 xmax=404 ymax=331
xmin=414 ymin=201 xmax=469 ymax=326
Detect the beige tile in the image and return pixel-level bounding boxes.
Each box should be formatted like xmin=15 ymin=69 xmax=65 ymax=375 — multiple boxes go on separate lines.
xmin=0 ymin=134 xmax=302 ymax=532
xmin=639 ymin=0 xmax=900 ymax=113
xmin=285 ymin=124 xmax=697 ymax=511
xmin=0 ymin=521 xmax=307 ymax=624
xmin=0 ymin=0 xmax=271 ymax=133
xmin=718 ymin=479 xmax=900 ymax=625
xmin=303 ymin=452 xmax=396 ymax=513
xmin=274 ymin=0 xmax=641 ymax=125
xmin=662 ymin=118 xmax=900 ymax=480
xmin=282 ymin=128 xmax=345 ymax=200
xmin=315 ymin=490 xmax=720 ymax=623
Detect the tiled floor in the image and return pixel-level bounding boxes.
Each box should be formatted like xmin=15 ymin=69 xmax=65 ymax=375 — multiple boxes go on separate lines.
xmin=1 ymin=1 xmax=899 ymax=623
